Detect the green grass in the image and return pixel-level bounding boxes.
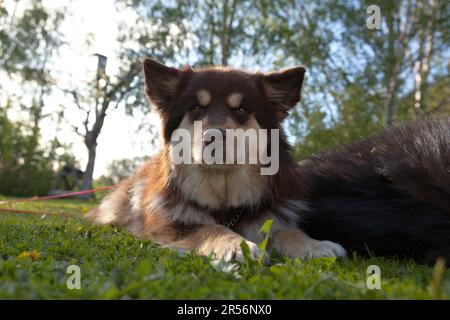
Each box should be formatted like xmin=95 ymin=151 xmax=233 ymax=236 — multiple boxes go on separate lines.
xmin=0 ymin=195 xmax=449 ymax=299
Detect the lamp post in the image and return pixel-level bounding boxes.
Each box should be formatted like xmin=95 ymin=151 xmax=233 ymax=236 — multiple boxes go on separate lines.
xmin=94 ymin=53 xmax=107 ymax=80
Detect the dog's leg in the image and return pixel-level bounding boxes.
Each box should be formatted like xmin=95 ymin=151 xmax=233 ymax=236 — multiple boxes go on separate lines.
xmin=150 ymin=221 xmax=266 ymax=263
xmin=143 ymin=213 xmax=261 ymax=262
xmin=270 ymin=228 xmax=347 ymax=259
xmin=184 ymin=224 xmax=265 ymax=263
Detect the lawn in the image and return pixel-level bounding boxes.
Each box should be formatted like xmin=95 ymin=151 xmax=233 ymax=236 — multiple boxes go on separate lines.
xmin=0 ymin=195 xmax=449 ymax=299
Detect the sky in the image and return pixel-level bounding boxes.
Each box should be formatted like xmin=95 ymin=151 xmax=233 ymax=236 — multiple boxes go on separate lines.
xmin=5 ymin=0 xmax=414 ymax=180
xmin=52 ymin=0 xmax=159 ymax=179
xmin=3 ymin=0 xmax=159 ymax=178
xmin=3 ymin=0 xmax=323 ymax=181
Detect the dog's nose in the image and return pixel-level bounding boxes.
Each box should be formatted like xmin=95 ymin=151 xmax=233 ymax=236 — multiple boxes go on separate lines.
xmin=202 ymin=128 xmax=226 ymax=146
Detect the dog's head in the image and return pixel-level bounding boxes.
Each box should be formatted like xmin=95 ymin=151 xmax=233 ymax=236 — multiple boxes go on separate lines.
xmin=143 ymin=58 xmax=305 ymax=173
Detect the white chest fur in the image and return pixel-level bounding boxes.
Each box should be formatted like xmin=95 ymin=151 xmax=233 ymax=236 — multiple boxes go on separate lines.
xmin=175 ymin=165 xmax=268 ymax=209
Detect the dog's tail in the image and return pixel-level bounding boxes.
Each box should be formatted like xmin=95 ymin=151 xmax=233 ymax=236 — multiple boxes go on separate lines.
xmin=298 ymin=116 xmax=450 ymax=265
xmin=379 ymin=116 xmax=450 ymax=215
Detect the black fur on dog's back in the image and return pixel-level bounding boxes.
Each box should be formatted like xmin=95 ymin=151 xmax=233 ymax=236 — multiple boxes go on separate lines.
xmin=298 ymin=116 xmax=450 ymax=264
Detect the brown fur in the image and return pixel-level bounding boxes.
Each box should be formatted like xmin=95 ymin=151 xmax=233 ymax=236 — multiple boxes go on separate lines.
xmin=87 ymin=58 xmax=346 ymax=262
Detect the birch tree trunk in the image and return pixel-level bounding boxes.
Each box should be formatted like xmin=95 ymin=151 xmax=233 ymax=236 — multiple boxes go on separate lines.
xmin=219 ymin=0 xmax=237 ymax=66
xmin=383 ymin=6 xmax=402 ymax=126
xmin=413 ymin=0 xmax=436 ymax=118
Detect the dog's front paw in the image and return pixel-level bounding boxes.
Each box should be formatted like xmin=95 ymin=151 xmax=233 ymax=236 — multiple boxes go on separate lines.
xmin=281 ymin=238 xmax=347 ymax=260
xmin=273 ymin=229 xmax=347 ymax=260
xmin=212 ymin=239 xmax=266 ymax=264
xmin=298 ymin=239 xmax=347 ymax=260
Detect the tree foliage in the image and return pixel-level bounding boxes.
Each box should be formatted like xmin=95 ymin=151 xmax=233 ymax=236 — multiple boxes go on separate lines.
xmin=0 ymin=106 xmax=54 ymax=196
xmin=0 ymin=0 xmax=68 ymax=196
xmin=0 ymin=0 xmax=448 ymax=191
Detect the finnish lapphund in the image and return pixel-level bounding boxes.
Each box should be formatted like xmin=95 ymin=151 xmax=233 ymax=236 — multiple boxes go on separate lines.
xmin=88 ymin=58 xmax=450 ymax=265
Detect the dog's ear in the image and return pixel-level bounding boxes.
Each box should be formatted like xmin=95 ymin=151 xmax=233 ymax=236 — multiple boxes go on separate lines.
xmin=258 ymin=66 xmax=306 ymax=119
xmin=143 ymin=58 xmax=187 ymax=109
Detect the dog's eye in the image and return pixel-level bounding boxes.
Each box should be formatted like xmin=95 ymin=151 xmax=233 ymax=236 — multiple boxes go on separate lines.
xmin=236 ymin=106 xmax=249 ymax=114
xmin=191 ymin=105 xmax=204 ymax=113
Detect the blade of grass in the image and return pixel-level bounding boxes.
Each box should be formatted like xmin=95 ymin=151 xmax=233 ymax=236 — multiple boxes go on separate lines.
xmin=257 ymin=219 xmax=273 ymax=266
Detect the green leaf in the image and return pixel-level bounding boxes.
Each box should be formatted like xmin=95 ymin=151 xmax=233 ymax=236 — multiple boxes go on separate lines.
xmin=240 ymin=240 xmax=253 ymax=265
xmin=257 ymin=219 xmax=273 ymax=266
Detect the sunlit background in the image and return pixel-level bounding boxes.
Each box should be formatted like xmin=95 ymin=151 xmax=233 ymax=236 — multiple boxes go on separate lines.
xmin=1 ymin=0 xmax=156 ymax=180
xmin=1 ymin=0 xmax=449 ymax=196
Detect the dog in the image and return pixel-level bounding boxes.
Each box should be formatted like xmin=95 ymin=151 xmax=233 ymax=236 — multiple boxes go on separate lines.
xmin=89 ymin=58 xmax=450 ymax=265
xmin=87 ymin=58 xmax=347 ymax=263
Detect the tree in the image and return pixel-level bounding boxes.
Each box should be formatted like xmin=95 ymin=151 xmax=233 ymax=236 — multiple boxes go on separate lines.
xmin=268 ymin=0 xmax=449 ymax=158
xmin=0 ymin=0 xmax=65 ymax=134
xmin=411 ymin=0 xmax=447 ymax=118
xmin=97 ymin=156 xmax=148 ymax=186
xmin=334 ymin=0 xmax=449 ymax=125
xmin=0 ymin=0 xmax=69 ymax=196
xmin=117 ymin=0 xmax=449 ymax=163
xmin=115 ymin=0 xmax=284 ymax=117
xmin=63 ymin=54 xmax=142 ymax=194
xmin=0 ymin=104 xmax=54 ymax=196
